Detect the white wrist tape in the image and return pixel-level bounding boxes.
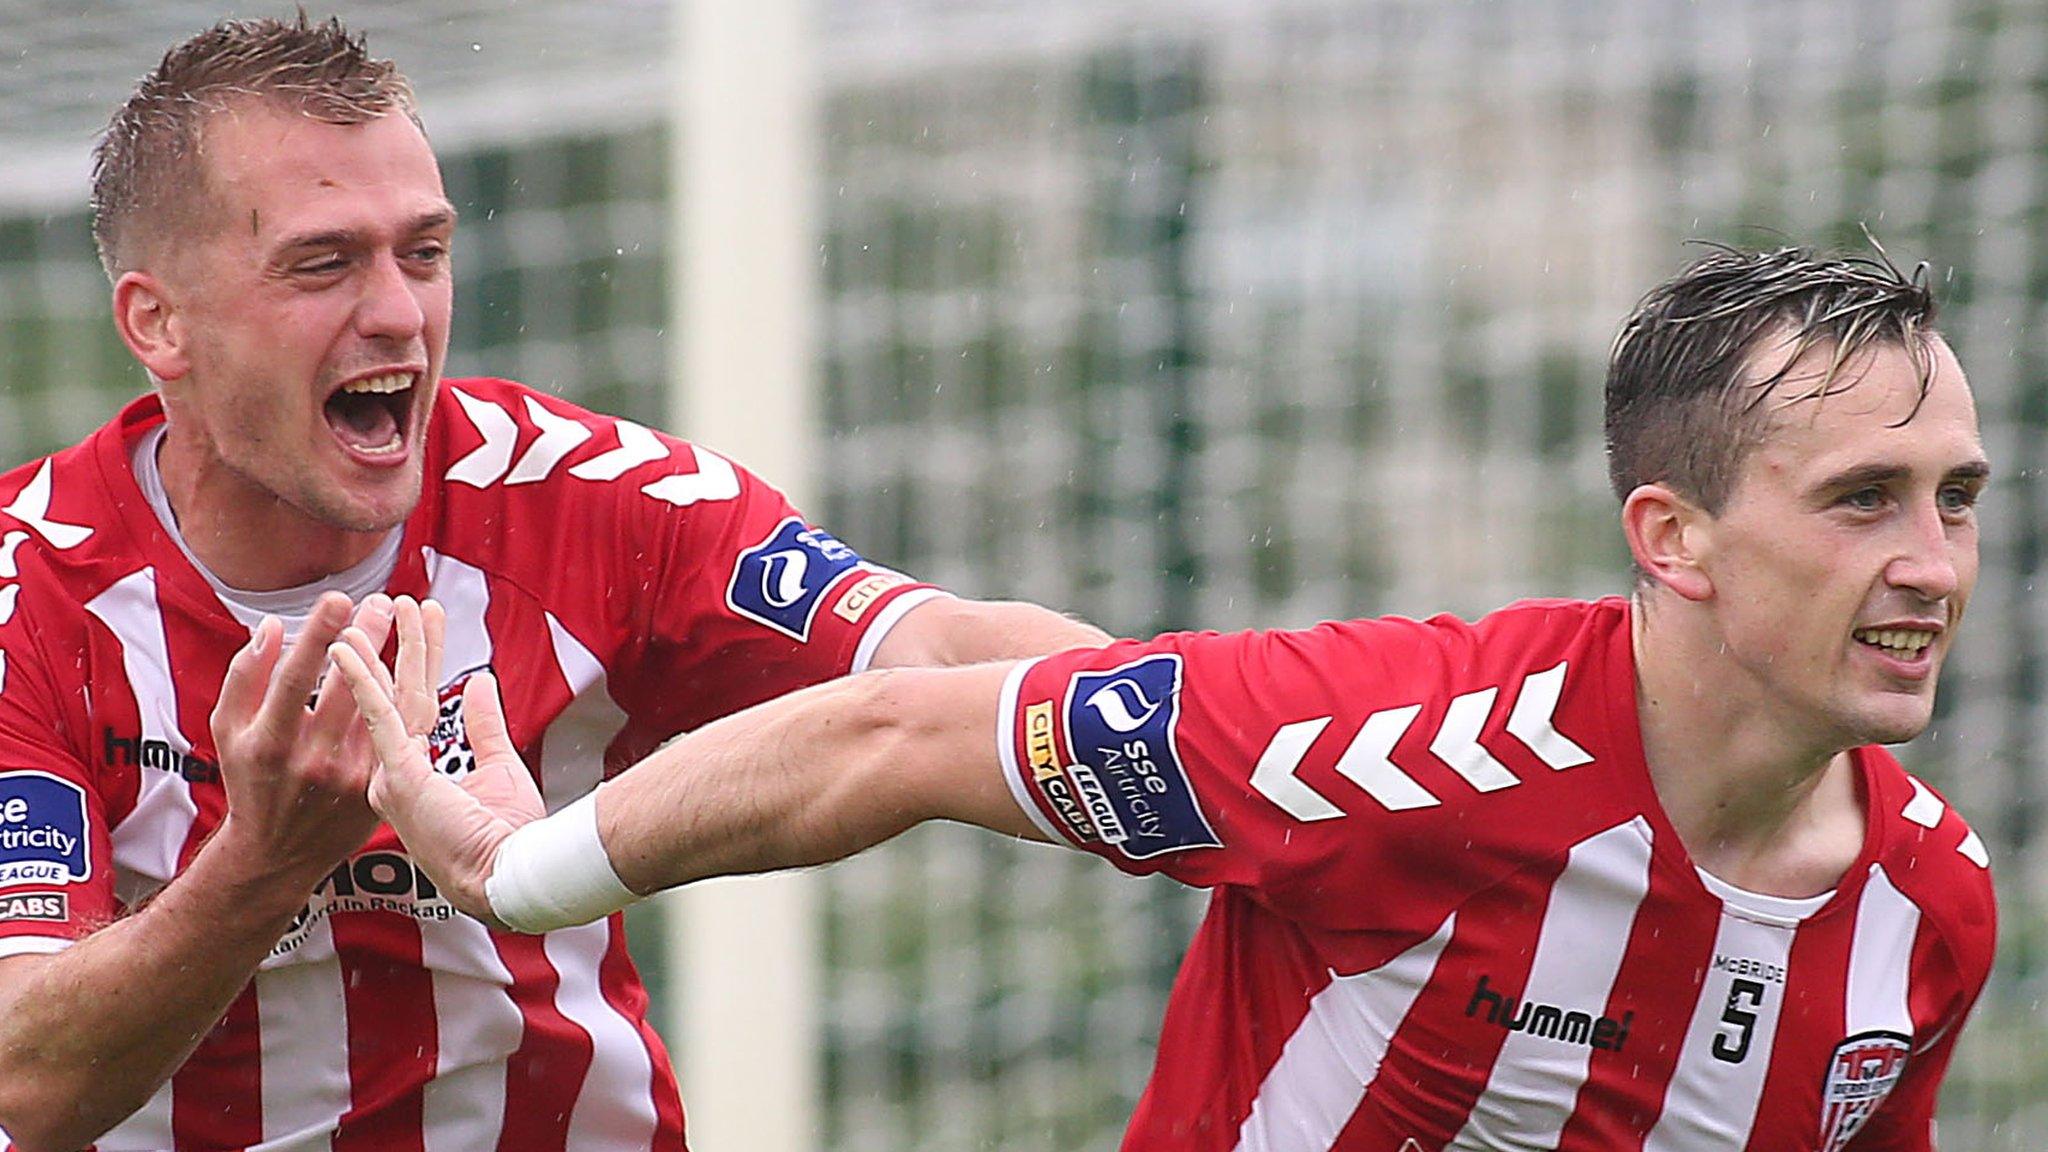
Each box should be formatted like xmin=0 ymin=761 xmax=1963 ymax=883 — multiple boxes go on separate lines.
xmin=484 ymin=790 xmax=639 ymax=933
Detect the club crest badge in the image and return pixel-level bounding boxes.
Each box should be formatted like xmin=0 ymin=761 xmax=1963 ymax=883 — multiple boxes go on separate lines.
xmin=1819 ymin=1031 xmax=1910 ymax=1151
xmin=429 ymin=666 xmax=488 ymax=779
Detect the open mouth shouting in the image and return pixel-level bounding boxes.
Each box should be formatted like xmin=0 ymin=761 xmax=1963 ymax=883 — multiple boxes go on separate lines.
xmin=325 ymin=370 xmax=421 ymax=464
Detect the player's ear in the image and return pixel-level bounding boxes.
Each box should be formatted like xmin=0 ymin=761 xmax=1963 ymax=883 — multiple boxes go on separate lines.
xmin=112 ymin=270 xmax=192 ymax=383
xmin=1622 ymin=482 xmax=1714 ymax=602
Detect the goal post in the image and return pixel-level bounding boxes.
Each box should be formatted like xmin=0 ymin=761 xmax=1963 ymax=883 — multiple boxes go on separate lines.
xmin=664 ymin=2 xmax=821 ymax=1150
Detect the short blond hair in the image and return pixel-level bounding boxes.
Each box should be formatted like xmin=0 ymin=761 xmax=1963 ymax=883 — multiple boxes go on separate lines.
xmin=91 ymin=12 xmax=419 ymax=280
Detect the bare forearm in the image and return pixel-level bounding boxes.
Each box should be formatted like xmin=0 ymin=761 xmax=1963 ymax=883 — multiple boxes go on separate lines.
xmin=0 ymin=837 xmax=324 ymax=1150
xmin=597 ymin=663 xmax=1034 ymax=896
xmin=869 ymin=597 xmax=1110 ymax=669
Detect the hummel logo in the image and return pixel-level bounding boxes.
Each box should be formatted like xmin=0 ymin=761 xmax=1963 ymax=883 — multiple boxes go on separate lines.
xmin=1465 ymin=974 xmax=1633 ymax=1051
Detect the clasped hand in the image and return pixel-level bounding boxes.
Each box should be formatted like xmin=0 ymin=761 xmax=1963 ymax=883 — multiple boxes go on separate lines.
xmin=208 ymin=592 xmax=400 ymax=880
xmin=328 ymin=596 xmax=545 ymax=928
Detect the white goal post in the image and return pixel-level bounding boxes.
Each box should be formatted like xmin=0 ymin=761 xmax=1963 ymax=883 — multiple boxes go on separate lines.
xmin=664 ymin=2 xmax=821 ymax=1150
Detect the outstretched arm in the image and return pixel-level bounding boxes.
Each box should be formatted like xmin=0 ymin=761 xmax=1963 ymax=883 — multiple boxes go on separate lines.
xmin=867 ymin=594 xmax=1110 ymax=668
xmin=334 ymin=613 xmax=1042 ymax=932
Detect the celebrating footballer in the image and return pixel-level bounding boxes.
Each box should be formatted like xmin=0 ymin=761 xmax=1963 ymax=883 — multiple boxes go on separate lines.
xmin=346 ymin=245 xmax=1995 ymax=1152
xmin=0 ymin=14 xmax=1105 ymax=1151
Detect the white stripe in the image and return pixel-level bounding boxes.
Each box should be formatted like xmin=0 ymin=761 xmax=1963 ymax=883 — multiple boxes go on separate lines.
xmin=1814 ymin=867 xmax=1925 ymax=1149
xmin=640 ymin=446 xmax=742 ymax=507
xmin=3 ymin=459 xmax=94 ymax=550
xmin=251 ymin=1124 xmax=340 ymax=1151
xmin=1900 ymin=777 xmax=1944 ymax=828
xmin=994 ymin=658 xmax=1065 ymax=842
xmin=1333 ymin=704 xmax=1438 ymax=812
xmin=254 ymin=917 xmax=348 ymax=1149
xmin=421 ymin=919 xmax=523 ymax=1152
xmin=1430 ymin=687 xmax=1519 ymax=792
xmin=547 ymin=921 xmax=660 ymax=1150
xmin=1504 ymin=662 xmax=1593 ymax=770
xmin=426 ymin=549 xmax=496 ymax=677
xmin=446 ymin=391 xmax=519 ymax=488
xmin=1251 ymin=717 xmax=1345 ymax=822
xmin=1846 ymin=866 xmax=1919 ymax=1039
xmin=1641 ymin=905 xmax=1798 ymax=1151
xmin=0 ymin=584 xmax=17 ymax=625
xmin=508 ymin=396 xmax=594 ymax=485
xmin=417 ymin=549 xmax=527 ymax=1145
xmin=541 ymin=611 xmax=626 ymax=814
xmin=85 ymin=568 xmax=201 ymax=892
xmin=849 ymin=586 xmax=948 ymax=672
xmin=0 ymin=529 xmax=27 ymax=576
xmin=96 ymin=1080 xmax=174 ymax=1150
xmin=1448 ymin=818 xmax=1654 ymax=1150
xmin=1957 ymin=829 xmax=1989 ymax=868
xmin=568 ymin=420 xmax=668 ymax=482
xmin=0 ymin=936 xmax=67 ymax=959
xmin=1232 ymin=914 xmax=1455 ymax=1152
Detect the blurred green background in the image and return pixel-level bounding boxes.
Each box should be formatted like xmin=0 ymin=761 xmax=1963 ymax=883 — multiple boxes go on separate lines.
xmin=3 ymin=1 xmax=2043 ymax=1147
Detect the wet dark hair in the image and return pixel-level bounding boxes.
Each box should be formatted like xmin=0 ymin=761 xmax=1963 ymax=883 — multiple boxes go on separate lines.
xmin=1605 ymin=241 xmax=1940 ymax=513
xmin=92 ymin=12 xmax=418 ymax=280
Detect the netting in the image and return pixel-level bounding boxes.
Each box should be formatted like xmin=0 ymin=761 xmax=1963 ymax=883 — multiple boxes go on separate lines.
xmin=3 ymin=1 xmax=2045 ymax=1147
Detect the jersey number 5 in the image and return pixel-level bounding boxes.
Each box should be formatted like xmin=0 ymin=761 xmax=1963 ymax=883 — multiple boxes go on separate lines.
xmin=1712 ymin=978 xmax=1768 ymax=1064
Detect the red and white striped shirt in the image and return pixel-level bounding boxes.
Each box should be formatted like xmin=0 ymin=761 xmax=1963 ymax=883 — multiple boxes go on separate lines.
xmin=997 ymin=598 xmax=1995 ymax=1151
xmin=0 ymin=379 xmax=940 ymax=1150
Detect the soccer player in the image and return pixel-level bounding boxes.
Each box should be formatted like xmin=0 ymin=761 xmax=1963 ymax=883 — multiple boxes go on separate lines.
xmin=343 ymin=245 xmax=1996 ymax=1151
xmin=0 ymin=15 xmax=1106 ymax=1152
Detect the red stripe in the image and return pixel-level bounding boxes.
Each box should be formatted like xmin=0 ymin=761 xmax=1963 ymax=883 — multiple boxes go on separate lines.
xmin=596 ymin=916 xmax=688 ymax=1149
xmin=169 ymin=982 xmax=265 ymax=1147
xmin=1122 ymin=893 xmax=1332 ymax=1146
xmin=331 ymin=911 xmax=434 ymax=1152
xmin=149 ymin=576 xmax=268 ymax=1147
xmin=1335 ymin=853 xmax=1566 ymax=1143
xmin=158 ymin=601 xmax=237 ymax=874
xmin=495 ymin=932 xmax=589 ymax=1149
xmin=1554 ymin=862 xmax=1720 ymax=1151
xmin=1741 ymin=898 xmax=1851 ymax=1150
xmin=79 ymin=614 xmax=145 ymax=828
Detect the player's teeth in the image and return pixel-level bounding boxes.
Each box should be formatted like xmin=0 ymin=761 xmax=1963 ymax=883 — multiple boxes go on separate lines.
xmin=1855 ymin=628 xmax=1933 ymax=652
xmin=340 ymin=372 xmax=412 ymax=395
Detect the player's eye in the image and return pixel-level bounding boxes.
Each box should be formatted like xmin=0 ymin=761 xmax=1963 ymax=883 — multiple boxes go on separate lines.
xmin=1938 ymin=484 xmax=1980 ymax=518
xmin=1839 ymin=487 xmax=1886 ymax=512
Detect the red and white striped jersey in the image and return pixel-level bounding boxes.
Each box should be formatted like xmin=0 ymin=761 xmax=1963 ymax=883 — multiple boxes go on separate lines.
xmin=0 ymin=379 xmax=941 ymax=1150
xmin=996 ymin=598 xmax=1996 ymax=1152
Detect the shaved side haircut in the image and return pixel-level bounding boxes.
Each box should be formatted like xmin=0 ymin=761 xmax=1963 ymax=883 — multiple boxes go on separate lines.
xmin=1605 ymin=242 xmax=1941 ymax=514
xmin=92 ymin=12 xmax=420 ymax=280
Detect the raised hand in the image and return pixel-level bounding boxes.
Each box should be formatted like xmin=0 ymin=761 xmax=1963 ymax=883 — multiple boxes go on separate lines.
xmin=331 ymin=596 xmax=543 ymax=926
xmin=207 ymin=592 xmax=397 ymax=881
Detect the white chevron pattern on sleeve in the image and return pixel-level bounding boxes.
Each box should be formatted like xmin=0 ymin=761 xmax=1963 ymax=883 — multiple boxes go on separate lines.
xmin=1505 ymin=662 xmax=1593 ymax=770
xmin=506 ymin=395 xmax=594 ymax=485
xmin=445 ymin=390 xmax=520 ymax=487
xmin=3 ymin=459 xmax=94 ymax=550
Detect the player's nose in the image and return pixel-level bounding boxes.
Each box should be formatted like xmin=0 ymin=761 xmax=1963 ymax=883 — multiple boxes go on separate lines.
xmin=354 ymin=251 xmax=427 ymax=343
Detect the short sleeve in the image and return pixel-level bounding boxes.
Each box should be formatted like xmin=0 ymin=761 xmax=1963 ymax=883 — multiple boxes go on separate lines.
xmin=622 ymin=443 xmax=947 ymax=727
xmin=430 ymin=381 xmax=949 ymax=734
xmin=0 ymin=625 xmax=116 ymax=956
xmin=995 ymin=605 xmax=1637 ymax=935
